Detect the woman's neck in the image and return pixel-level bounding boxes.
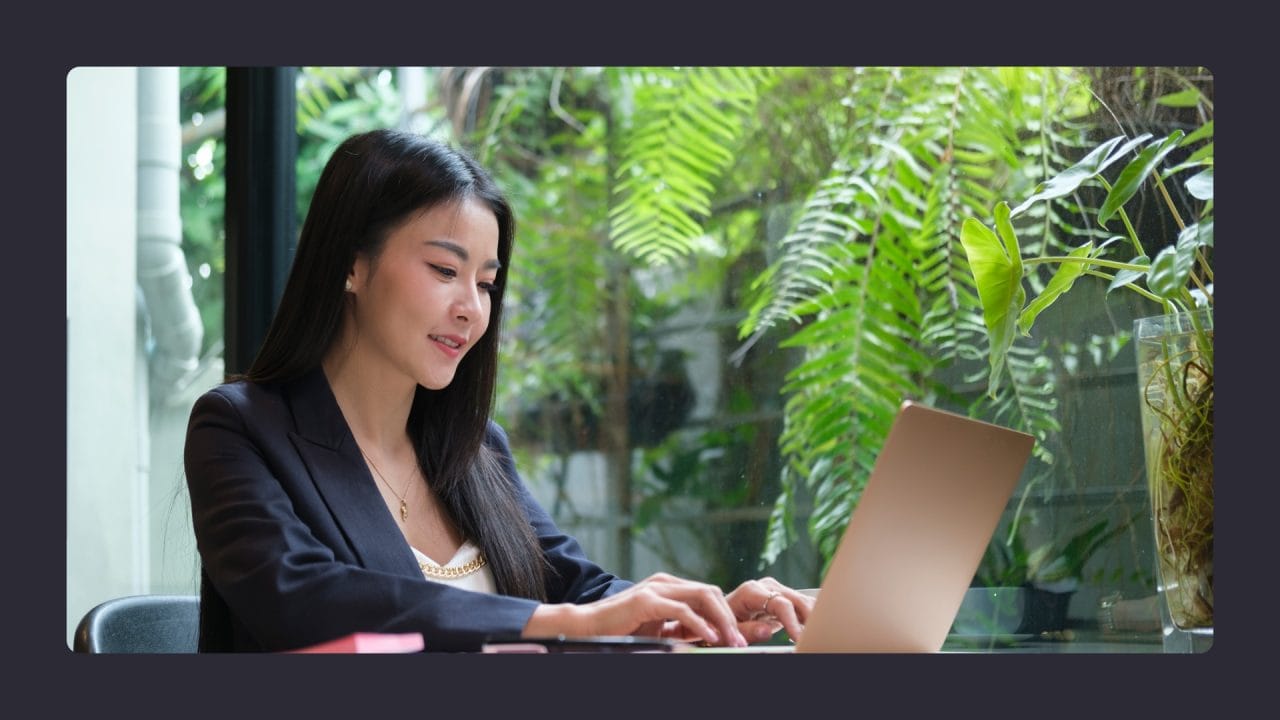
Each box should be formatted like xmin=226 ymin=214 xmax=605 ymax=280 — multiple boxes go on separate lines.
xmin=321 ymin=343 xmax=417 ymax=454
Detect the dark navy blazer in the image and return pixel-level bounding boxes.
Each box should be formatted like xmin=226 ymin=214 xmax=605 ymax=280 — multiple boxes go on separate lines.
xmin=184 ymin=366 xmax=631 ymax=652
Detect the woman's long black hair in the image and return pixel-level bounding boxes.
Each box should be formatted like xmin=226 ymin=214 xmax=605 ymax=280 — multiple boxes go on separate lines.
xmin=242 ymin=128 xmax=549 ymax=601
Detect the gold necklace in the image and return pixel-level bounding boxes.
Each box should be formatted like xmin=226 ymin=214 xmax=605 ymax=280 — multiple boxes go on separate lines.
xmin=419 ymin=554 xmax=488 ymax=580
xmin=358 ymin=446 xmax=413 ymax=522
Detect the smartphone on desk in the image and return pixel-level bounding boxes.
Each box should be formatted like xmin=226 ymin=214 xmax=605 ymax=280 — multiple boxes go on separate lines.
xmin=481 ymin=634 xmax=687 ymax=653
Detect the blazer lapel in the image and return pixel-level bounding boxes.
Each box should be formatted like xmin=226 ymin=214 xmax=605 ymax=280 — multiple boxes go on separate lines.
xmin=284 ymin=367 xmax=422 ymax=579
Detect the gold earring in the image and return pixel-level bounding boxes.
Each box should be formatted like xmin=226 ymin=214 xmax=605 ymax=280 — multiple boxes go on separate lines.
xmin=345 ymin=278 xmax=353 ymax=292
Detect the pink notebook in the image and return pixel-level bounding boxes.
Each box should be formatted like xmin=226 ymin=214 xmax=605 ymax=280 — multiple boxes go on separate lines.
xmin=288 ymin=632 xmax=425 ymax=654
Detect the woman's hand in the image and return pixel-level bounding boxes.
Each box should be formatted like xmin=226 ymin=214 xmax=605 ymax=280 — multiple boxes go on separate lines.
xmin=523 ymin=572 xmax=749 ymax=647
xmin=723 ymin=577 xmax=815 ymax=644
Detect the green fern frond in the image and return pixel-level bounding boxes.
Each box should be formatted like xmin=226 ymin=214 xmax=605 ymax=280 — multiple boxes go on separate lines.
xmin=753 ymin=67 xmax=1086 ymax=567
xmin=295 ymin=68 xmax=373 ymax=133
xmin=968 ymin=342 xmax=1062 ymax=466
xmin=759 ymin=473 xmax=797 ymax=566
xmin=738 ymin=168 xmax=879 ymax=343
xmin=762 ymin=171 xmax=944 ymax=563
xmin=609 ymin=67 xmax=773 ymax=265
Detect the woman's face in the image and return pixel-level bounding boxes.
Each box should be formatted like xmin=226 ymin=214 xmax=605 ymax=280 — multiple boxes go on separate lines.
xmin=348 ymin=197 xmax=501 ymax=391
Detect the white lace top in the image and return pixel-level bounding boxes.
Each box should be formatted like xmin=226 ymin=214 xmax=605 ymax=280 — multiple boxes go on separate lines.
xmin=411 ymin=540 xmax=496 ymax=594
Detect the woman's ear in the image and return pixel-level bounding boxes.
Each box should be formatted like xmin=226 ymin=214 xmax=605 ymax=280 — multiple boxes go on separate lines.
xmin=346 ymin=255 xmax=370 ymax=294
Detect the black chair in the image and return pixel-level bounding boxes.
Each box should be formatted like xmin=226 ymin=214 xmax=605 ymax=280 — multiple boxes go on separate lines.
xmin=73 ymin=594 xmax=200 ymax=653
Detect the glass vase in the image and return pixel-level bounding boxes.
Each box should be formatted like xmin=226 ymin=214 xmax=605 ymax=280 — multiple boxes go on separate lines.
xmin=1134 ymin=308 xmax=1213 ymax=653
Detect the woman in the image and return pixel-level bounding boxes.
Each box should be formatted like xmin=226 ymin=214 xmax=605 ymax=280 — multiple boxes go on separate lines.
xmin=184 ymin=128 xmax=813 ymax=652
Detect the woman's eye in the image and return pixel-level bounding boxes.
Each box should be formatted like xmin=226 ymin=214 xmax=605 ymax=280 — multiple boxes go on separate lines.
xmin=429 ymin=264 xmax=457 ymax=279
xmin=479 ymin=281 xmax=500 ymax=294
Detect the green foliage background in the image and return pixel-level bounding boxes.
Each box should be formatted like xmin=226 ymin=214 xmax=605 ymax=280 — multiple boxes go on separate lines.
xmin=176 ymin=66 xmax=1213 ymax=596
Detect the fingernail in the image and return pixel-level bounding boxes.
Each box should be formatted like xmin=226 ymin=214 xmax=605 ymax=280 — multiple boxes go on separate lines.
xmin=704 ymin=627 xmax=720 ymax=644
xmin=755 ymin=625 xmax=773 ymax=641
xmin=735 ymin=630 xmax=748 ymax=647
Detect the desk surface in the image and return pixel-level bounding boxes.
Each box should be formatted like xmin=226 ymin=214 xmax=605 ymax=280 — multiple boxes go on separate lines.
xmin=942 ymin=627 xmax=1162 ymax=653
xmin=677 ymin=627 xmax=1165 ymax=654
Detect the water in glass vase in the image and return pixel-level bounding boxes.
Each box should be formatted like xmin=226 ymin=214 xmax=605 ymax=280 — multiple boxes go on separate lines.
xmin=1134 ymin=308 xmax=1213 ymax=652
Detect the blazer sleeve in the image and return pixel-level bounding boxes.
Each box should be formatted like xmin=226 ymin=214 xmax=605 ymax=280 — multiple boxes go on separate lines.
xmin=485 ymin=422 xmax=633 ymax=604
xmin=185 ymin=385 xmax=545 ymax=653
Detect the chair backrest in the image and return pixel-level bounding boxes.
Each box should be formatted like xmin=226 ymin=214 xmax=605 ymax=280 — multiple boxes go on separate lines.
xmin=73 ymin=594 xmax=200 ymax=653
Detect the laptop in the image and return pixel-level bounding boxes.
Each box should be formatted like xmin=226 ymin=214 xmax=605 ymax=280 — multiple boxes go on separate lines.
xmin=484 ymin=400 xmax=1033 ymax=654
xmin=784 ymin=400 xmax=1034 ymax=653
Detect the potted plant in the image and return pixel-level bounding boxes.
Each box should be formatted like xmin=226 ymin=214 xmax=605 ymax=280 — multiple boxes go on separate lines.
xmin=958 ymin=118 xmax=1214 ymax=649
xmin=973 ymin=514 xmax=1135 ymax=636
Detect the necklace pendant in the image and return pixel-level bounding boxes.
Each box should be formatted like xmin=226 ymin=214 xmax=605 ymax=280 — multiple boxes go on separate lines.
xmin=400 ymin=500 xmax=408 ymax=522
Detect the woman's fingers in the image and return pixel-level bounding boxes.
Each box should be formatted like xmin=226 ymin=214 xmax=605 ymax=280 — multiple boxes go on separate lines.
xmin=576 ymin=573 xmax=825 ymax=647
xmin=587 ymin=573 xmax=747 ymax=647
xmin=760 ymin=590 xmax=806 ymax=642
xmin=729 ymin=577 xmax=816 ymax=643
xmin=738 ymin=617 xmax=783 ymax=643
xmin=640 ymin=590 xmax=728 ymax=645
xmin=640 ymin=577 xmax=746 ymax=646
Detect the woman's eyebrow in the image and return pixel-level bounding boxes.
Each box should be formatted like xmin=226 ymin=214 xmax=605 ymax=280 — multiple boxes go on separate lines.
xmin=425 ymin=239 xmax=502 ymax=270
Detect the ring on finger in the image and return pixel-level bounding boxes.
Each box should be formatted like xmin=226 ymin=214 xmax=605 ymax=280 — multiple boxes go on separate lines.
xmin=762 ymin=591 xmax=782 ymax=615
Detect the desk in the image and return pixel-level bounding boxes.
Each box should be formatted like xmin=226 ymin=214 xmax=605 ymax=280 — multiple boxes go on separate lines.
xmin=942 ymin=627 xmax=1163 ymax=653
xmin=681 ymin=626 xmax=1166 ymax=654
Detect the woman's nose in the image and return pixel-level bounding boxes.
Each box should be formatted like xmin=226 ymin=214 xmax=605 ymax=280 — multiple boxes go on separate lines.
xmin=453 ymin=284 xmax=482 ymax=321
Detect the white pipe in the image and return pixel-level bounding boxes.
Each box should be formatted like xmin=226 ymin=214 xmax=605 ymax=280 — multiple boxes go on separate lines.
xmin=137 ymin=67 xmax=203 ymax=400
xmin=398 ymin=67 xmax=429 ymax=132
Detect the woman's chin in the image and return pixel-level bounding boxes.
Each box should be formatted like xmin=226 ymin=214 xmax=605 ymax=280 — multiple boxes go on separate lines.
xmin=418 ymin=371 xmax=457 ymax=391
